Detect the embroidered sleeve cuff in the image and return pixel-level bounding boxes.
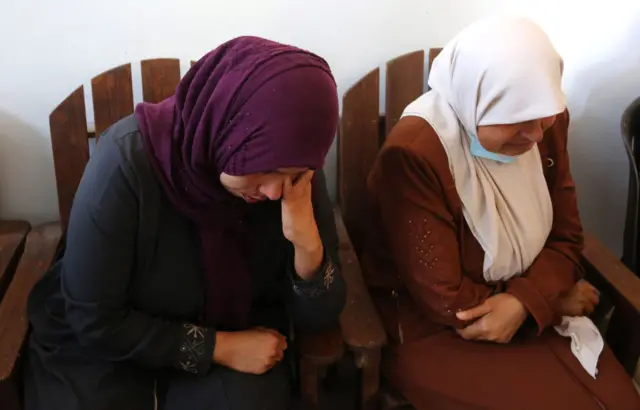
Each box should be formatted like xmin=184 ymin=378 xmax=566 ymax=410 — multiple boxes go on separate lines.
xmin=175 ymin=323 xmax=216 ymax=375
xmin=506 ymin=277 xmax=554 ymax=334
xmin=290 ymin=252 xmax=337 ymax=299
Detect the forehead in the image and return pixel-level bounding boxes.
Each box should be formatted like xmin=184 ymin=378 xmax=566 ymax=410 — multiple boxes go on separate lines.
xmin=276 ymin=167 xmax=308 ymax=174
xmin=487 ymin=115 xmax=557 ymax=131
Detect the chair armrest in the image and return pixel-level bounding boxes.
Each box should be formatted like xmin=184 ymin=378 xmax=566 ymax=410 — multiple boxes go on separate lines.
xmin=0 ymin=220 xmax=31 ymax=300
xmin=0 ymin=222 xmax=62 ymax=381
xmin=582 ymin=231 xmax=640 ymax=315
xmin=582 ymin=231 xmax=640 ymax=376
xmin=334 ymin=208 xmax=387 ymax=350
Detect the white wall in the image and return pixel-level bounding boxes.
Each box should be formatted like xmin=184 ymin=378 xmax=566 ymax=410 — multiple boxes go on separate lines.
xmin=1 ymin=0 xmax=639 ymax=254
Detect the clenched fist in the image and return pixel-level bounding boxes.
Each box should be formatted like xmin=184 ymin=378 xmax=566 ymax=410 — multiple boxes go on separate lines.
xmin=213 ymin=327 xmax=288 ymax=375
xmin=554 ymin=280 xmax=599 ymax=317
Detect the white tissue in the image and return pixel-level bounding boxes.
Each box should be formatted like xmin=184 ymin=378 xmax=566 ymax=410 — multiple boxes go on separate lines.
xmin=554 ymin=316 xmax=604 ymax=379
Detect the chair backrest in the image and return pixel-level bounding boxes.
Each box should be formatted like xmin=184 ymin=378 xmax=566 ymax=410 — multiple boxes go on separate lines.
xmin=49 ymin=59 xmax=189 ymax=230
xmin=621 ymin=97 xmax=640 ymax=275
xmin=339 ymin=48 xmax=442 ymax=255
xmin=49 ymin=49 xmax=444 ymax=242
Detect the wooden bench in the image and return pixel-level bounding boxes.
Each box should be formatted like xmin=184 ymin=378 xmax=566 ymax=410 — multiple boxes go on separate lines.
xmin=2 ymin=48 xmax=639 ymax=410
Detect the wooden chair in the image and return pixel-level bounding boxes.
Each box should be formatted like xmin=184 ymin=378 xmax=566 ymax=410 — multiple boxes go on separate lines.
xmin=339 ymin=49 xmax=640 ymax=407
xmin=0 ymin=58 xmax=386 ymax=409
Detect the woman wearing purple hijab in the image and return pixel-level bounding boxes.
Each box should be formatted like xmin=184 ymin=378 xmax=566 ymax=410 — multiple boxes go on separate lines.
xmin=24 ymin=37 xmax=346 ymax=410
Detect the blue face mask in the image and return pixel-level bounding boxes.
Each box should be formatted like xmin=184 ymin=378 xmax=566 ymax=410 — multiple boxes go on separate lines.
xmin=468 ymin=133 xmax=516 ymax=164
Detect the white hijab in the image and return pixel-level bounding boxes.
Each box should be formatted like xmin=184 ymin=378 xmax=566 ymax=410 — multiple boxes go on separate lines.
xmin=402 ymin=16 xmax=603 ymax=378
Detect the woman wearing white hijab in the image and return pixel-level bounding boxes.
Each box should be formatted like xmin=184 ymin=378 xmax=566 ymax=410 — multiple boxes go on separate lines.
xmin=363 ymin=16 xmax=640 ymax=409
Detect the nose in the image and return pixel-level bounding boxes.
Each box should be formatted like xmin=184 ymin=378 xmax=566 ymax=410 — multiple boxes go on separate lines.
xmin=523 ymin=120 xmax=544 ymax=143
xmin=259 ymin=181 xmax=283 ymax=201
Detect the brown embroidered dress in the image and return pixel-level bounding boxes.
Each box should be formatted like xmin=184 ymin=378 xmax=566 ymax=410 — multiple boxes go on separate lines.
xmin=363 ymin=113 xmax=640 ymax=410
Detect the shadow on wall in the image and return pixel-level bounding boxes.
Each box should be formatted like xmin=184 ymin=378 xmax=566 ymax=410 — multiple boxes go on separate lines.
xmin=565 ymin=14 xmax=640 ymax=256
xmin=0 ymin=111 xmax=58 ymax=223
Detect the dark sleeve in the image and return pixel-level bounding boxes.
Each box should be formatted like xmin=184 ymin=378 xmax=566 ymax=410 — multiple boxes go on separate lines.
xmin=371 ymin=144 xmax=496 ymax=328
xmin=286 ymin=170 xmax=346 ymax=332
xmin=62 ymin=133 xmax=215 ymax=375
xmin=506 ymin=111 xmax=583 ymax=332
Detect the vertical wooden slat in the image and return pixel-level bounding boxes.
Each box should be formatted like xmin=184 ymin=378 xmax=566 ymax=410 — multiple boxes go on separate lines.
xmin=0 ymin=221 xmax=29 ymax=301
xmin=49 ymin=86 xmax=90 ymax=230
xmin=427 ymin=48 xmax=443 ymax=91
xmin=91 ymin=63 xmax=134 ymax=138
xmin=385 ymin=50 xmax=424 ymax=135
xmin=339 ymin=68 xmax=380 ymax=254
xmin=428 ymin=48 xmax=442 ymax=70
xmin=141 ymin=59 xmax=181 ymax=103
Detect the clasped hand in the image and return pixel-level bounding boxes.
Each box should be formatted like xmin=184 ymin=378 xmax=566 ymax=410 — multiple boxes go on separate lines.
xmin=455 ymin=280 xmax=599 ymax=343
xmin=455 ymin=293 xmax=527 ymax=343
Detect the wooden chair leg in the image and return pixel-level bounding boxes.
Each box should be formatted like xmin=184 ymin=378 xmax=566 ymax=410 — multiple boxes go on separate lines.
xmin=299 ymin=356 xmax=320 ymax=407
xmin=355 ymin=348 xmax=381 ymax=410
xmin=0 ymin=377 xmax=22 ymax=410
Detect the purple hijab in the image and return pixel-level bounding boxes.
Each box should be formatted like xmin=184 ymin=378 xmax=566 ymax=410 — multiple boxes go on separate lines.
xmin=135 ymin=37 xmax=338 ymax=329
